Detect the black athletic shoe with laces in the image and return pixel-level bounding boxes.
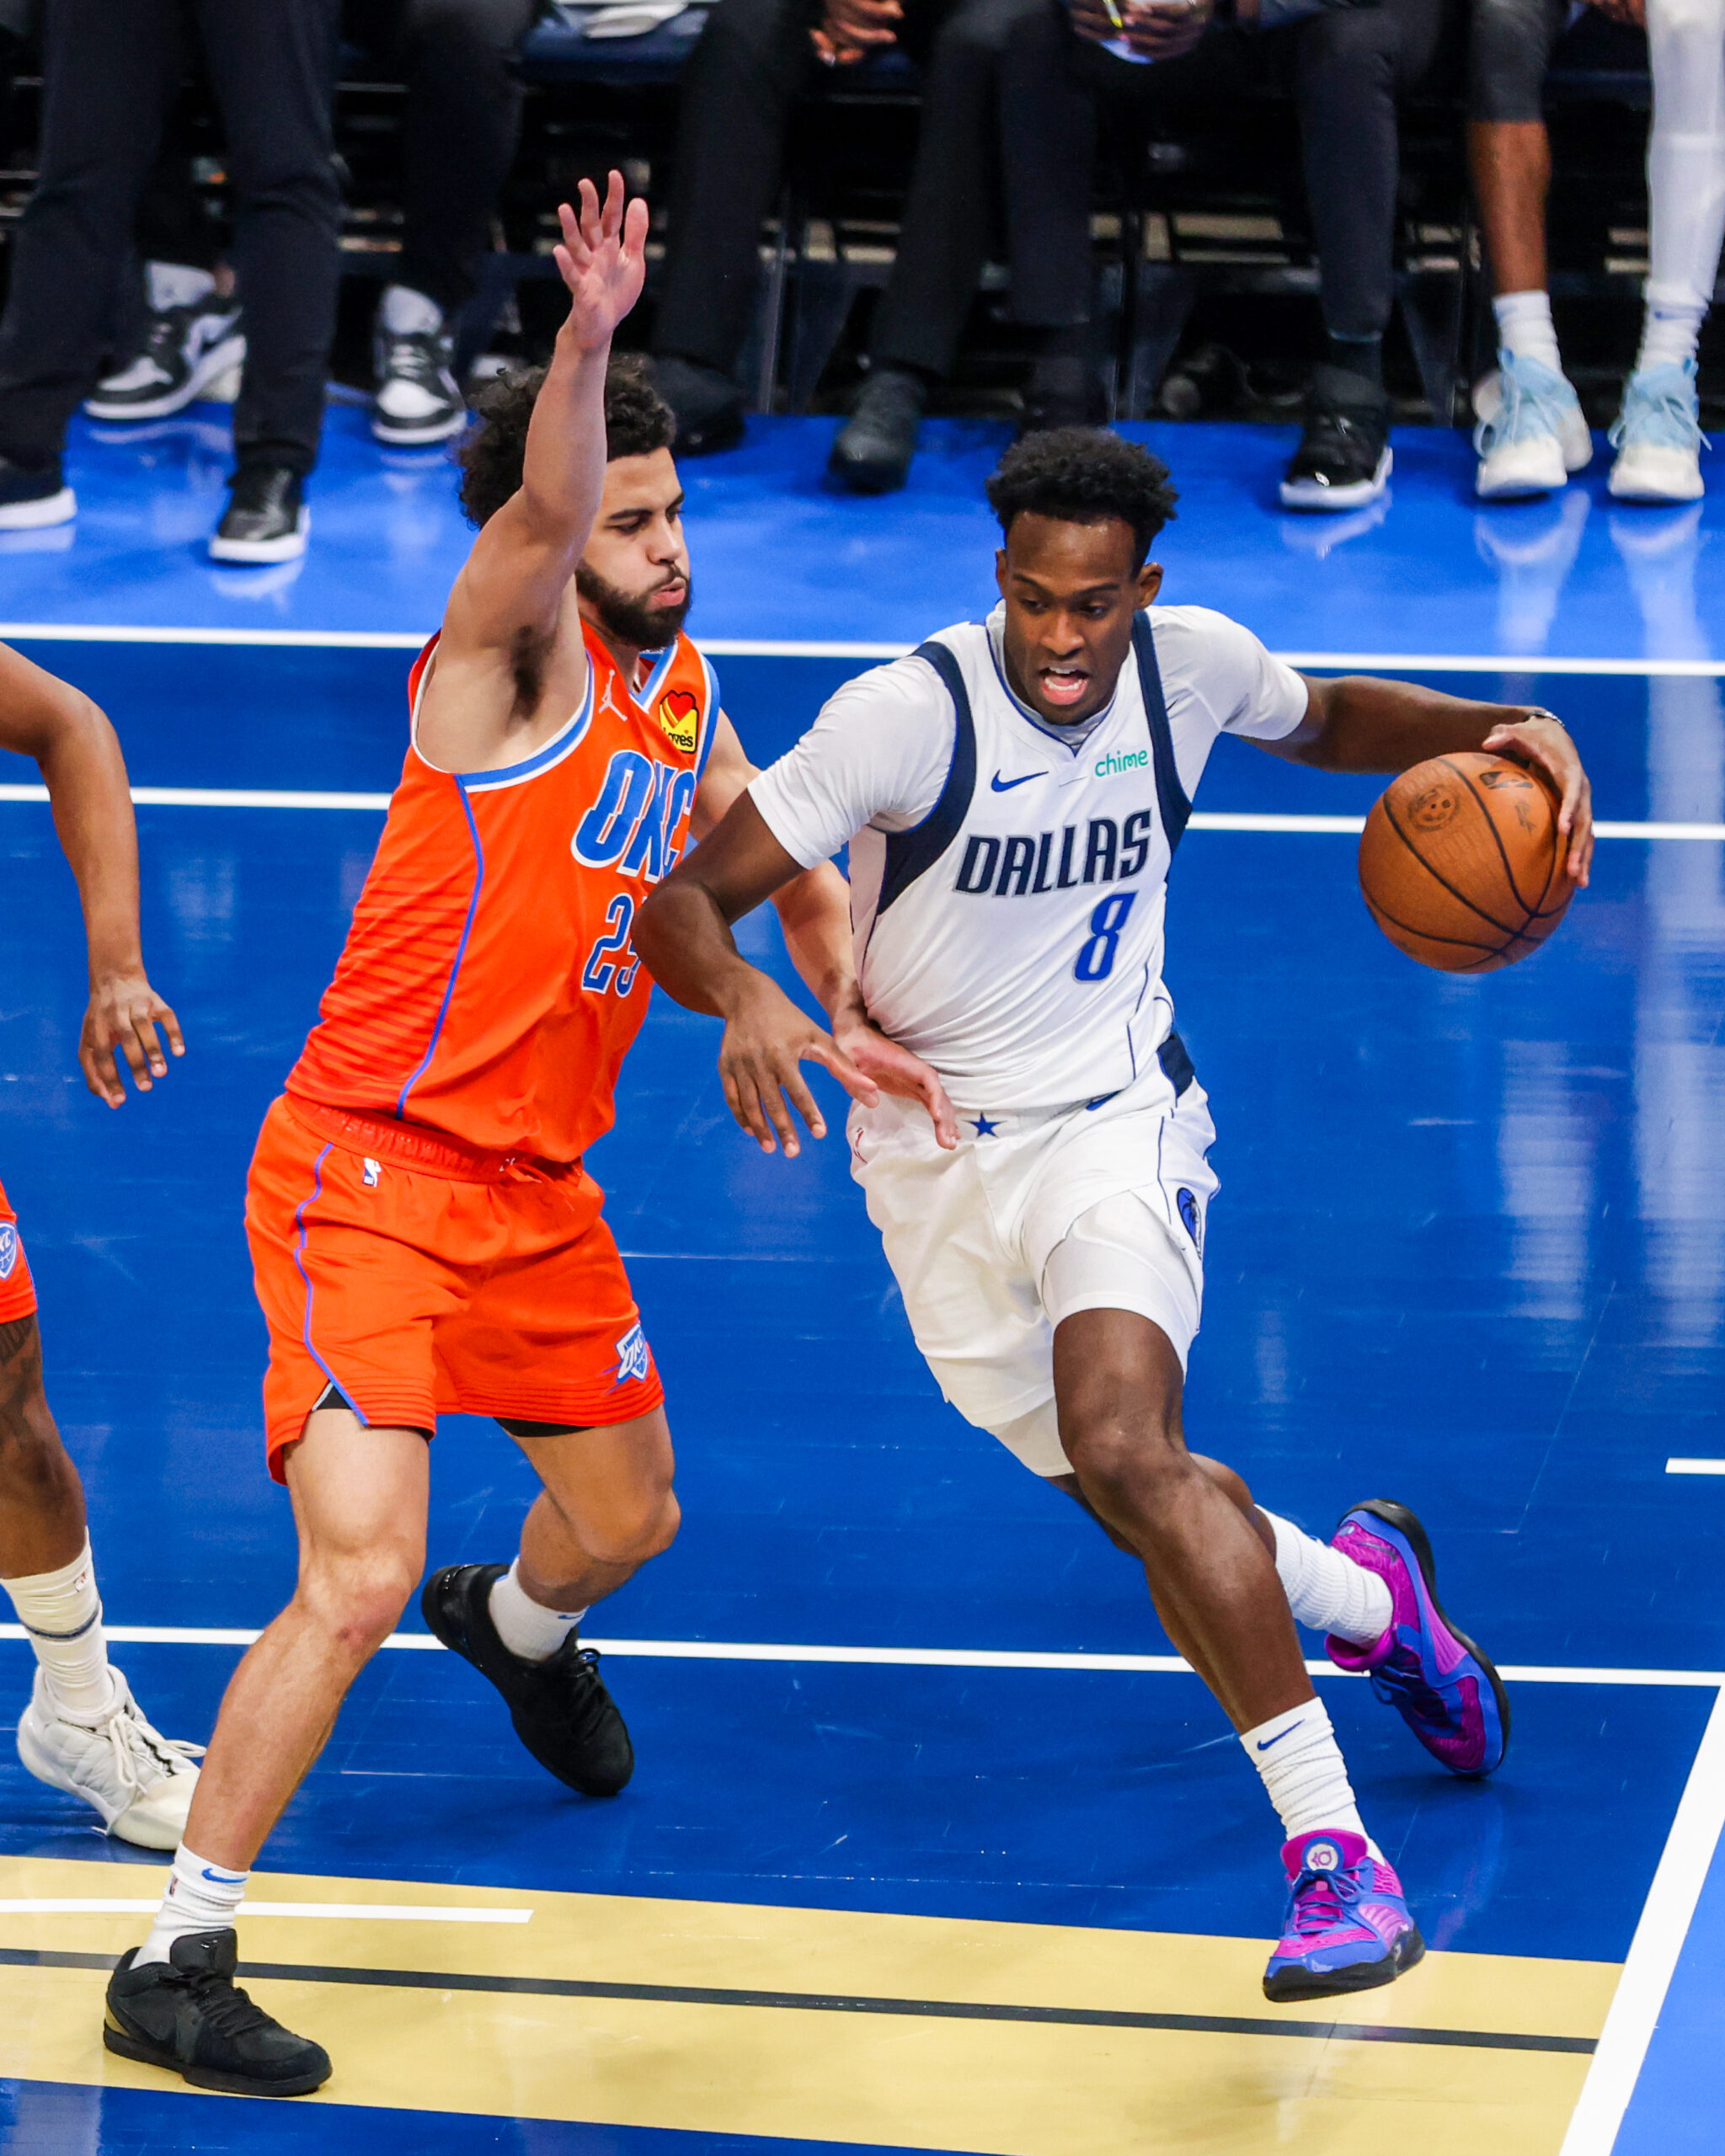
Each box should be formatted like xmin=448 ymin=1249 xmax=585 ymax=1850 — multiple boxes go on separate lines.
xmin=85 ymin=301 xmax=245 ymax=422
xmin=828 ymin=366 xmax=926 ymax=494
xmin=209 ymin=465 xmax=307 ymax=564
xmin=421 ymin=1561 xmax=635 ymax=1796
xmin=1279 ymin=365 xmax=1393 ymax=511
xmin=372 ymin=323 xmax=467 ymax=445
xmin=104 ymin=1929 xmax=331 ymax=2097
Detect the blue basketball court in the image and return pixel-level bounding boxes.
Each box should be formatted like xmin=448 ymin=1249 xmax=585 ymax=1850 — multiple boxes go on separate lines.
xmin=0 ymin=403 xmax=1721 ymax=2153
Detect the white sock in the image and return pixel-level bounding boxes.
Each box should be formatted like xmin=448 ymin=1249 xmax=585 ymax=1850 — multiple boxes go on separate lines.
xmin=1493 ymin=290 xmax=1562 ymax=373
xmin=380 ymin=284 xmax=443 ymax=338
xmin=488 ymin=1561 xmax=586 ymax=1663
xmin=1242 ymin=1699 xmax=1374 ymax=1849
xmin=1262 ymin=1511 xmax=1392 ymax=1646
xmin=146 ymin=260 xmax=217 ymax=313
xmin=1637 ymin=298 xmax=1708 ymax=374
xmin=136 ymin=1844 xmax=248 ymax=1967
xmin=2 ymin=1538 xmax=117 ymax=1722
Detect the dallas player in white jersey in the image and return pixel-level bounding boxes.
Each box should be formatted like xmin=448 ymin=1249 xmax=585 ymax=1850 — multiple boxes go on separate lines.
xmin=635 ymin=430 xmax=1594 ymax=2000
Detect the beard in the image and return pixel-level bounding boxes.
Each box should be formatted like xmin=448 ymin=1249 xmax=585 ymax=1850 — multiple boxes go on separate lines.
xmin=576 ymin=562 xmax=693 ymax=651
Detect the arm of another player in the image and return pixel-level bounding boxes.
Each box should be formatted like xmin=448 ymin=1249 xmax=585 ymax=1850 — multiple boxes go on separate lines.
xmin=0 ymin=643 xmax=183 ymax=1106
xmin=680 ymin=718 xmax=957 ymax=1153
xmin=425 ymin=174 xmax=648 ymax=770
xmin=1264 ymin=675 xmax=1594 ymax=887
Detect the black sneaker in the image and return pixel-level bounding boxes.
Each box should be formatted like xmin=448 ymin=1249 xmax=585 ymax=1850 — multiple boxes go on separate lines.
xmin=1279 ymin=366 xmax=1393 ymax=511
xmin=828 ymin=366 xmax=926 ymax=494
xmin=86 ymin=302 xmax=245 ymax=422
xmin=421 ymin=1562 xmax=634 ymax=1796
xmin=104 ymin=1930 xmax=331 ymax=2097
xmin=209 ymin=465 xmax=308 ymax=564
xmin=649 ymin=355 xmax=745 ymax=456
xmin=0 ymin=456 xmax=74 ymax=530
xmin=372 ymin=323 xmax=466 ymax=446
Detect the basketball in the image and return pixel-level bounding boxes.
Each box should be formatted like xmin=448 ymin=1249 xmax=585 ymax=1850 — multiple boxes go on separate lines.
xmin=1358 ymin=752 xmax=1574 ymax=973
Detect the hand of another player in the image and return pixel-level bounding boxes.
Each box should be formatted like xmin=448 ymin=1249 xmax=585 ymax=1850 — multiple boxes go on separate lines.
xmin=811 ymin=0 xmax=900 ymax=62
xmin=718 ymin=973 xmax=879 ymax=1159
xmin=553 ymin=173 xmax=649 ymax=355
xmin=830 ymin=1006 xmax=959 ymax=1151
xmin=1482 ymin=710 xmax=1593 ymax=889
xmin=80 ymin=970 xmax=185 ymax=1107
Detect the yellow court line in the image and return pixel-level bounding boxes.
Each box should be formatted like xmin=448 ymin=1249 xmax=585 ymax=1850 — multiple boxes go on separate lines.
xmin=0 ymin=1856 xmax=1617 ymax=2156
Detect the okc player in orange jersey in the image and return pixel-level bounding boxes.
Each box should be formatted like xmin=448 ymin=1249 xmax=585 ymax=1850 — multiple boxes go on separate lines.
xmin=104 ymin=174 xmax=934 ymax=2099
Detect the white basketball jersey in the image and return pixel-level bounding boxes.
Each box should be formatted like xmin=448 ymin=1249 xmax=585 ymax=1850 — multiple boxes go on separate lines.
xmin=850 ymin=615 xmax=1194 ymax=1109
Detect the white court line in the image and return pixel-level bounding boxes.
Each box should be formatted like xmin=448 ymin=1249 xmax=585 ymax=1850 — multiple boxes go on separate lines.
xmin=2 ymin=622 xmax=1725 ymax=673
xmin=1561 ymin=1684 xmax=1725 ymax=2156
xmin=1667 ymin=1459 xmax=1725 ymax=1475
xmin=1 ymin=789 xmax=1720 ymax=841
xmin=3 ymin=1625 xmax=1712 ymax=1685
xmin=0 ymin=1899 xmax=530 ymax=1923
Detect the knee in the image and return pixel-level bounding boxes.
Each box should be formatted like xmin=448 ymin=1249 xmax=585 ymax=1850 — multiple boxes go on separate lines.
xmin=1298 ymin=4 xmax=1398 ymax=82
xmin=1060 ymin=1406 xmax=1188 ymax=1516
xmin=299 ymin=1544 xmax=422 ymax=1660
xmin=583 ymin=1485 xmax=681 ymax=1571
xmin=0 ymin=1326 xmax=68 ymax=1493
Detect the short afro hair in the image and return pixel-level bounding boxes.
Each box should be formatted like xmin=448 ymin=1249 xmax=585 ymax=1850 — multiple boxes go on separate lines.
xmin=456 ymin=352 xmax=676 ymax=527
xmin=985 ymin=428 xmax=1178 ymax=570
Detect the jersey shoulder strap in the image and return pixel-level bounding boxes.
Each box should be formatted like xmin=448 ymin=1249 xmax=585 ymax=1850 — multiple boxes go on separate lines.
xmin=877 ymin=638 xmax=979 ymax=916
xmin=1134 ymin=612 xmax=1190 ymax=854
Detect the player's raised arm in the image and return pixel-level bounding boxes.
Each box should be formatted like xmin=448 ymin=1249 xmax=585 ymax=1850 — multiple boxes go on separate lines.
xmin=0 ymin=642 xmax=183 ymax=1107
xmin=424 ymin=173 xmax=648 ymax=771
xmin=1264 ymin=675 xmax=1594 ymax=887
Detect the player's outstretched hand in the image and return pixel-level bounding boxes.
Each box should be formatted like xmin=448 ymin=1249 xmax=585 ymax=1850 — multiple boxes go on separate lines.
xmin=80 ymin=970 xmax=185 ymax=1108
xmin=552 ymin=173 xmax=648 ymax=355
xmin=718 ymin=974 xmax=879 ymax=1159
xmin=1482 ymin=708 xmax=1593 ymax=889
xmin=831 ymin=1005 xmax=959 ymax=1151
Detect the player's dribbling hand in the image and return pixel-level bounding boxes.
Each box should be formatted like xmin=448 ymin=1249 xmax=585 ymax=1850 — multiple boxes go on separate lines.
xmin=831 ymin=1005 xmax=959 ymax=1151
xmin=1482 ymin=709 xmax=1594 ymax=889
xmin=552 ymin=172 xmax=649 ymax=355
xmin=718 ymin=974 xmax=879 ymax=1159
xmin=80 ymin=971 xmax=185 ymax=1108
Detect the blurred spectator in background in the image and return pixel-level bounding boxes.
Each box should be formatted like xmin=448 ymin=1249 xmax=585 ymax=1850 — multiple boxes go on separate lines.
xmin=649 ymin=0 xmax=1090 ymax=494
xmin=0 ymin=0 xmax=340 ymax=563
xmin=1003 ymin=0 xmax=1450 ymax=513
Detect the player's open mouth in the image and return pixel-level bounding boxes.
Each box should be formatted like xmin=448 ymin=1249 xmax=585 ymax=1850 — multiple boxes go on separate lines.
xmin=1040 ymin=667 xmax=1089 ymax=707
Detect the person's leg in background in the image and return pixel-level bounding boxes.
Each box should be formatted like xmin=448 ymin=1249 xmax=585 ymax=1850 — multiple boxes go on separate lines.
xmin=195 ymin=0 xmax=342 ymax=564
xmin=0 ymin=0 xmax=180 ymax=528
xmin=1466 ymin=0 xmax=1591 ymax=496
xmin=830 ymin=0 xmax=1052 ymax=493
xmin=84 ymin=144 xmax=247 ymax=426
xmin=363 ymin=0 xmax=537 ymax=448
xmin=648 ymin=0 xmax=818 ymax=451
xmin=1610 ymin=0 xmax=1725 ymax=501
xmin=1279 ymin=0 xmax=1450 ymax=510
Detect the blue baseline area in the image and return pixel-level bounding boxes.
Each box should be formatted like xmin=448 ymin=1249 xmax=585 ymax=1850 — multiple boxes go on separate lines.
xmin=1 ymin=403 xmax=1722 ymax=659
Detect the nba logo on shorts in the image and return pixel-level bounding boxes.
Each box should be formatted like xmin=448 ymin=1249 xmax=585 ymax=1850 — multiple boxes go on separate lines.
xmin=363 ymin=1158 xmax=382 ymax=1188
xmin=612 ymin=1322 xmax=651 ymax=1385
xmin=1177 ymin=1187 xmax=1202 ymax=1252
xmin=0 ymin=1224 xmax=14 ymax=1279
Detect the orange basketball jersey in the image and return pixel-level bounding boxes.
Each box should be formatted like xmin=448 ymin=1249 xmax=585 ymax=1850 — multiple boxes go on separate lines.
xmin=287 ymin=622 xmax=718 ymax=1163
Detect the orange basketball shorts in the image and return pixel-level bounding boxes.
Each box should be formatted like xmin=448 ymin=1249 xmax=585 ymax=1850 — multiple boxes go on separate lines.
xmin=247 ymin=1096 xmax=663 ymax=1482
xmin=0 ymin=1176 xmax=37 ymax=1326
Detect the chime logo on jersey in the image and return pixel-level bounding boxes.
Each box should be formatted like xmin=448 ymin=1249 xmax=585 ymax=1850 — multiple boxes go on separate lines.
xmin=0 ymin=1224 xmax=16 ymax=1279
xmin=612 ymin=1321 xmax=651 ymax=1385
xmin=656 ymin=689 xmax=699 ymax=755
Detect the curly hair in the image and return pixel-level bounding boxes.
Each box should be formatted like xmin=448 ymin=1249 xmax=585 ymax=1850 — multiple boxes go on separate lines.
xmin=985 ymin=429 xmax=1178 ymax=569
xmin=456 ymin=352 xmax=676 ymax=527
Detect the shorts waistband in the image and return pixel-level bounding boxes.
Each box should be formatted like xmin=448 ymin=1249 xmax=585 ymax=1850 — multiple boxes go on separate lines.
xmin=948 ymin=1032 xmax=1197 ymax=1131
xmin=281 ymin=1096 xmax=580 ymax=1184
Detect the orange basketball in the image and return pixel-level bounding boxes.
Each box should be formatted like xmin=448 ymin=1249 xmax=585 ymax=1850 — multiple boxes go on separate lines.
xmin=1358 ymin=752 xmax=1574 ymax=973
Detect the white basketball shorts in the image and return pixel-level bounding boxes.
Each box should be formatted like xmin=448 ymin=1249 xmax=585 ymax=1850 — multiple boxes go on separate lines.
xmin=848 ymin=1059 xmax=1219 ymax=1477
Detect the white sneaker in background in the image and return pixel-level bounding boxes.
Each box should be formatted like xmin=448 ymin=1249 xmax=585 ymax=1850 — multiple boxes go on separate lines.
xmin=16 ymin=1665 xmax=201 ymax=1849
xmin=372 ymin=284 xmax=467 ymax=446
xmin=1609 ymin=360 xmax=1708 ymax=503
xmin=1472 ymin=352 xmax=1592 ymax=499
xmin=86 ymin=262 xmax=245 ymax=424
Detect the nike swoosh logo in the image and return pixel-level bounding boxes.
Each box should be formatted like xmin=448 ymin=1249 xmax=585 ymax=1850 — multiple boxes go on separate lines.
xmin=1256 ymin=1724 xmax=1303 ymax=1752
xmin=991 ymin=771 xmax=1044 ymax=792
xmin=201 ymin=1868 xmax=248 ymax=1885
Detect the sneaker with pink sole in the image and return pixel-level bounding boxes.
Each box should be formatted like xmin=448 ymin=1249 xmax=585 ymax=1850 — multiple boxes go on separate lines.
xmin=1263 ymin=1829 xmax=1423 ymax=2001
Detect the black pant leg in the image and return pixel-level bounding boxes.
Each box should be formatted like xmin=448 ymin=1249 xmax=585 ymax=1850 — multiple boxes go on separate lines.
xmin=1292 ymin=0 xmax=1449 ymax=339
xmin=0 ymin=0 xmax=179 ymax=468
xmin=651 ymin=0 xmax=814 ymax=374
xmin=996 ymin=0 xmax=1096 ymax=328
xmin=392 ymin=0 xmax=537 ymax=317
xmin=196 ymin=0 xmax=342 ymax=474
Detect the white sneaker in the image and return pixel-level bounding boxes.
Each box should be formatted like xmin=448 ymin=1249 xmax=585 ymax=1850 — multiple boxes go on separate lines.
xmin=84 ymin=304 xmax=246 ymax=423
xmin=1472 ymin=353 xmax=1592 ymax=499
xmin=16 ymin=1666 xmax=201 ymax=1849
xmin=1609 ymin=360 xmax=1708 ymax=503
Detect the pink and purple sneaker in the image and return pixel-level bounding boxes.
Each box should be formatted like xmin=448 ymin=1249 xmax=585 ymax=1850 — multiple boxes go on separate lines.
xmin=1326 ymin=1498 xmax=1509 ymax=1779
xmin=1263 ymin=1829 xmax=1424 ymax=2001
